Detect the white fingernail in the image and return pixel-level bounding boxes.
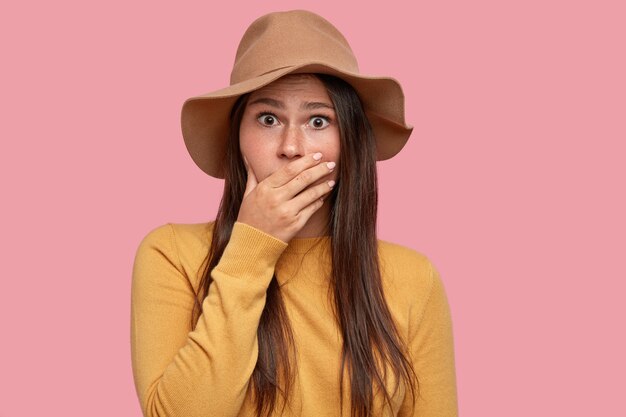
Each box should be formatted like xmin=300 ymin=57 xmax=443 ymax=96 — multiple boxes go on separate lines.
xmin=313 ymin=152 xmax=323 ymax=160
xmin=327 ymin=162 xmax=336 ymax=170
xmin=328 ymin=180 xmax=336 ymax=188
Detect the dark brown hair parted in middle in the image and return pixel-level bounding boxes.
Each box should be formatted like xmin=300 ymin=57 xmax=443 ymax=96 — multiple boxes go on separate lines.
xmin=189 ymin=73 xmax=419 ymax=417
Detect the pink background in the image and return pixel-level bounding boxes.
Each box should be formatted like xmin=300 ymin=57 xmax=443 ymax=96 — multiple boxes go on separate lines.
xmin=1 ymin=0 xmax=624 ymax=415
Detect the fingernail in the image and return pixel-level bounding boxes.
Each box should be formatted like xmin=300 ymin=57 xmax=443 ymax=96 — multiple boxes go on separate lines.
xmin=313 ymin=152 xmax=323 ymax=160
xmin=326 ymin=162 xmax=336 ymax=170
xmin=328 ymin=180 xmax=336 ymax=188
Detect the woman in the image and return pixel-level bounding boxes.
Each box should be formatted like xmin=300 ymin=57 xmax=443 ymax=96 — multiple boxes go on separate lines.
xmin=131 ymin=10 xmax=458 ymax=417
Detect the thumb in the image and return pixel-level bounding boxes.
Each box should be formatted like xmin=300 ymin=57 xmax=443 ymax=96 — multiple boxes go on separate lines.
xmin=243 ymin=156 xmax=258 ymax=198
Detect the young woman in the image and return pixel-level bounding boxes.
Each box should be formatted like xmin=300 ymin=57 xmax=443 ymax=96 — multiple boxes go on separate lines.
xmin=131 ymin=10 xmax=458 ymax=417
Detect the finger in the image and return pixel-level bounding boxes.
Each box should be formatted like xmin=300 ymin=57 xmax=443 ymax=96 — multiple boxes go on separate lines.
xmin=289 ymin=179 xmax=335 ymax=213
xmin=293 ymin=195 xmax=327 ymax=228
xmin=266 ymin=152 xmax=323 ymax=188
xmin=283 ymin=160 xmax=336 ymax=198
xmin=243 ymin=156 xmax=258 ymax=198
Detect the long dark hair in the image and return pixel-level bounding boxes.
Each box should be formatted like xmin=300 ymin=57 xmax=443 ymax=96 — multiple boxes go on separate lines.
xmin=190 ymin=73 xmax=418 ymax=417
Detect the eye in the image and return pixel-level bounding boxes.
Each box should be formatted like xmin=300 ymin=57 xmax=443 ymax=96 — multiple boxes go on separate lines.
xmin=309 ymin=116 xmax=330 ymax=129
xmin=256 ymin=113 xmax=279 ymax=127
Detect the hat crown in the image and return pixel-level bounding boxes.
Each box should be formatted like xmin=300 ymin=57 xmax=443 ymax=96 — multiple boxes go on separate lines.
xmin=230 ymin=10 xmax=359 ymax=84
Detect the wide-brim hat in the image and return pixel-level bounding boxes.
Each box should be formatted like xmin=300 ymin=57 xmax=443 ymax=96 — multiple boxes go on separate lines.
xmin=181 ymin=9 xmax=413 ymax=179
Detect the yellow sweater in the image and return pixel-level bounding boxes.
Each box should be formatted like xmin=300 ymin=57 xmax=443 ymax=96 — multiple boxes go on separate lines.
xmin=131 ymin=221 xmax=458 ymax=417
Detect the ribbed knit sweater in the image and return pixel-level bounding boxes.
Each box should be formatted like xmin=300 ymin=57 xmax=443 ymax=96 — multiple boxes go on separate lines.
xmin=131 ymin=221 xmax=458 ymax=417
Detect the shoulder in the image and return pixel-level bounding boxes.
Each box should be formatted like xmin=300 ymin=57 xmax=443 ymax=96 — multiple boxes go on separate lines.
xmin=134 ymin=221 xmax=215 ymax=291
xmin=377 ymin=239 xmax=436 ymax=288
xmin=377 ymin=239 xmax=446 ymax=322
xmin=136 ymin=221 xmax=214 ymax=252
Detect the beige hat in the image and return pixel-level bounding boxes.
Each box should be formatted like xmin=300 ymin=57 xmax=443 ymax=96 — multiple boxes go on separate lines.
xmin=181 ymin=9 xmax=413 ymax=179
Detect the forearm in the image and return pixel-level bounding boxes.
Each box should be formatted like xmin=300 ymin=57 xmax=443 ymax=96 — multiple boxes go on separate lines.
xmin=131 ymin=222 xmax=287 ymax=417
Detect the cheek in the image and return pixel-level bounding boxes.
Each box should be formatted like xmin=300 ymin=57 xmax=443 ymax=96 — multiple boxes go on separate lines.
xmin=238 ymin=120 xmax=255 ymax=155
xmin=318 ymin=134 xmax=341 ymax=166
xmin=314 ymin=134 xmax=341 ymax=183
xmin=239 ymin=129 xmax=274 ymax=181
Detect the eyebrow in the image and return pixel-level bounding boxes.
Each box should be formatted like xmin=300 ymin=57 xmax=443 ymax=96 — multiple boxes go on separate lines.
xmin=247 ymin=97 xmax=335 ymax=111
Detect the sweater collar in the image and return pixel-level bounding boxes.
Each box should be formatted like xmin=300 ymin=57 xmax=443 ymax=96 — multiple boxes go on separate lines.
xmin=284 ymin=235 xmax=331 ymax=254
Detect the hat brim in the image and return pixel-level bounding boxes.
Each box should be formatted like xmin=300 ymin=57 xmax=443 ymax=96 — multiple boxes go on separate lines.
xmin=181 ymin=63 xmax=413 ymax=179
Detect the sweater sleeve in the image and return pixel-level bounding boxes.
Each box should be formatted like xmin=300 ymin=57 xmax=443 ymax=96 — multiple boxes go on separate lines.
xmin=399 ymin=261 xmax=459 ymax=417
xmin=130 ymin=221 xmax=287 ymax=417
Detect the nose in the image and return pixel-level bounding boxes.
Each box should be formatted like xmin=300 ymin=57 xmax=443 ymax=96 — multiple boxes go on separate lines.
xmin=277 ymin=125 xmax=305 ymax=159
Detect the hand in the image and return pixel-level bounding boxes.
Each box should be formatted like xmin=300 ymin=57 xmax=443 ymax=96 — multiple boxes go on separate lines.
xmin=236 ymin=152 xmax=336 ymax=243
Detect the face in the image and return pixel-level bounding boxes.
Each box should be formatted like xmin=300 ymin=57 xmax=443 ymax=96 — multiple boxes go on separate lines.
xmin=239 ymin=74 xmax=340 ymax=184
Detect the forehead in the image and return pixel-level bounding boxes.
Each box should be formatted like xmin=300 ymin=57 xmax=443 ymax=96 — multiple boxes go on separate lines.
xmin=248 ymin=74 xmax=330 ymax=102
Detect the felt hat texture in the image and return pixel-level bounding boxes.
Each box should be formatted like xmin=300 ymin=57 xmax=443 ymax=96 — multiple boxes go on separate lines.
xmin=181 ymin=9 xmax=413 ymax=179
